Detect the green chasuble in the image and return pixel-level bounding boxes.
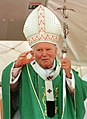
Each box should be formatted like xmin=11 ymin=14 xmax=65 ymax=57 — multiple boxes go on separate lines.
xmin=2 ymin=62 xmax=87 ymax=119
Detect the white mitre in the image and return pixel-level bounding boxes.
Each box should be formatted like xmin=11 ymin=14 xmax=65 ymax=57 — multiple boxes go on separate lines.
xmin=23 ymin=5 xmax=63 ymax=47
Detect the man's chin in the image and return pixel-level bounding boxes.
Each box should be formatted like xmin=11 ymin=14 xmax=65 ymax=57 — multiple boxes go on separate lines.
xmin=42 ymin=63 xmax=51 ymax=69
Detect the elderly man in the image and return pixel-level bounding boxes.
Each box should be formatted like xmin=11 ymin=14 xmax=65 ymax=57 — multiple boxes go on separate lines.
xmin=2 ymin=5 xmax=87 ymax=119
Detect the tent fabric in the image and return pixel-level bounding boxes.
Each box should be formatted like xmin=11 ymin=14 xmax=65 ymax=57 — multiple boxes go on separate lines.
xmin=0 ymin=41 xmax=31 ymax=82
xmin=47 ymin=0 xmax=87 ymax=66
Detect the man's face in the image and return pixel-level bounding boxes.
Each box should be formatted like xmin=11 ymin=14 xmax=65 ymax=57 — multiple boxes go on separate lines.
xmin=33 ymin=42 xmax=57 ymax=69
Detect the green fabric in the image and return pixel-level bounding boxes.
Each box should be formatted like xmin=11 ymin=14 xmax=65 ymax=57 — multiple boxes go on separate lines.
xmin=19 ymin=64 xmax=45 ymax=119
xmin=2 ymin=62 xmax=87 ymax=119
xmin=19 ymin=64 xmax=63 ymax=119
xmin=2 ymin=62 xmax=13 ymax=119
xmin=73 ymin=70 xmax=87 ymax=119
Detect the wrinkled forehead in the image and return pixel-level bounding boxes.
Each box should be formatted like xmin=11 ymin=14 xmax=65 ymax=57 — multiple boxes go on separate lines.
xmin=32 ymin=42 xmax=57 ymax=49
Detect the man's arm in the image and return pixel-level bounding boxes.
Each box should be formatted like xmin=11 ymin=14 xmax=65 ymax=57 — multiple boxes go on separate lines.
xmin=66 ymin=70 xmax=75 ymax=94
xmin=10 ymin=51 xmax=35 ymax=91
xmin=61 ymin=58 xmax=75 ymax=94
xmin=10 ymin=64 xmax=22 ymax=91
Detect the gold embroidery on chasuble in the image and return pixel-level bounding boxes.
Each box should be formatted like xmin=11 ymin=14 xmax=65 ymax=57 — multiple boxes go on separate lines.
xmin=55 ymin=87 xmax=59 ymax=116
xmin=41 ymin=85 xmax=59 ymax=117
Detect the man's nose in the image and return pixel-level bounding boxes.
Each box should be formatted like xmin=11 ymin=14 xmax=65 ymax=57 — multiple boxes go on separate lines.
xmin=42 ymin=50 xmax=47 ymax=55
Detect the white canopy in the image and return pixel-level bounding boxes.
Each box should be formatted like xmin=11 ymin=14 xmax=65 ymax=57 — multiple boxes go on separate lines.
xmin=47 ymin=0 xmax=87 ymax=66
xmin=0 ymin=41 xmax=31 ymax=82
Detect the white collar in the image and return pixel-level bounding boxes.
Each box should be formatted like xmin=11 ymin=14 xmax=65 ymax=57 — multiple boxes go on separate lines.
xmin=30 ymin=60 xmax=60 ymax=80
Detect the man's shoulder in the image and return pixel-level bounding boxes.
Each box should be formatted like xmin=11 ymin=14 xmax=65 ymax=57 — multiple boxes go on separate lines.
xmin=3 ymin=62 xmax=14 ymax=74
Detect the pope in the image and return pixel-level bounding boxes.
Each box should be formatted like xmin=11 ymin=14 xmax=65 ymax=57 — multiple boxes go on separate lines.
xmin=2 ymin=5 xmax=87 ymax=119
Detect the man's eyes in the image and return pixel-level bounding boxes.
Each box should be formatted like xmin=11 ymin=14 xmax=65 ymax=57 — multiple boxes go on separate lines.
xmin=37 ymin=49 xmax=42 ymax=51
xmin=37 ymin=49 xmax=51 ymax=51
xmin=46 ymin=49 xmax=51 ymax=51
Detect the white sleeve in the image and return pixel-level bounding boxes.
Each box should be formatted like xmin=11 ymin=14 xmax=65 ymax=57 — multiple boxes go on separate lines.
xmin=66 ymin=70 xmax=75 ymax=92
xmin=10 ymin=63 xmax=22 ymax=84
